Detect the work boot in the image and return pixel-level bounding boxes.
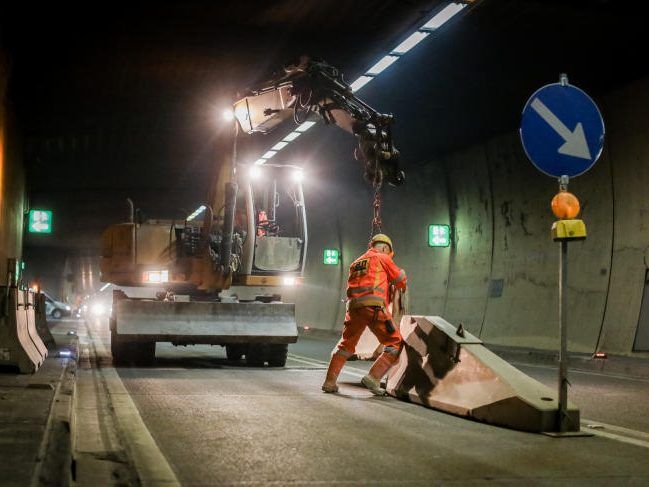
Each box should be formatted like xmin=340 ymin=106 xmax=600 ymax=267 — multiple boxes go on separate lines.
xmin=361 ymin=374 xmax=385 ymax=396
xmin=322 ymin=352 xmax=347 ymax=393
xmin=362 ymin=351 xmax=398 ymax=395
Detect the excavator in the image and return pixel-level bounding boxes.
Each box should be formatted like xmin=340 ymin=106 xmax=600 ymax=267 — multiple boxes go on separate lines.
xmin=100 ymin=57 xmax=405 ymax=366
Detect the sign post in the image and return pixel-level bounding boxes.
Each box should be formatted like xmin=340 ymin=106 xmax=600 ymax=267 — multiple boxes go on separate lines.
xmin=520 ymin=74 xmax=604 ymax=434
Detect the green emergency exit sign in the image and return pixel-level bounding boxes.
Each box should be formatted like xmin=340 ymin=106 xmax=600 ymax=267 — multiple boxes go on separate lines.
xmin=323 ymin=248 xmax=340 ymax=265
xmin=428 ymin=224 xmax=450 ymax=247
xmin=28 ymin=210 xmax=53 ymax=233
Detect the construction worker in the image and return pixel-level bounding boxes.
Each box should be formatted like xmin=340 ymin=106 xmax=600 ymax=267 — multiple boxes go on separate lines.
xmin=322 ymin=233 xmax=407 ymax=395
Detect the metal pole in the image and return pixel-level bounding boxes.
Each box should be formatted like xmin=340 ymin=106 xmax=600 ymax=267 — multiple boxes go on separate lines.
xmin=558 ymin=239 xmax=569 ymax=431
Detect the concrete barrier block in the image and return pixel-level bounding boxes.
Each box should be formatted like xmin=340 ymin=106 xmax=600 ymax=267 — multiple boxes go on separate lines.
xmin=34 ymin=292 xmax=56 ymax=349
xmin=26 ymin=291 xmax=48 ymax=359
xmin=386 ymin=315 xmax=580 ymax=433
xmin=0 ymin=287 xmax=44 ymax=373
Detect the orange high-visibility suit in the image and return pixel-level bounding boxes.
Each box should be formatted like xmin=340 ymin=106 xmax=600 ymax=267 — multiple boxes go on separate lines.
xmin=337 ymin=247 xmax=407 ymax=357
xmin=322 ymin=234 xmax=408 ymax=394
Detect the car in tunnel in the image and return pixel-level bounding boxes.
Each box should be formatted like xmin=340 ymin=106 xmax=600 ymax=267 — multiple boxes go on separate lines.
xmin=42 ymin=291 xmax=72 ymax=319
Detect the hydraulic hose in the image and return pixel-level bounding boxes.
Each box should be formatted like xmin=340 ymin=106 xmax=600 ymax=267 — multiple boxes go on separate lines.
xmin=220 ymin=182 xmax=238 ymax=273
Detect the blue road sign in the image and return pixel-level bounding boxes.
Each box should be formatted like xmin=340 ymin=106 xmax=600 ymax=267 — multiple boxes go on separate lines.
xmin=520 ymin=80 xmax=605 ymax=178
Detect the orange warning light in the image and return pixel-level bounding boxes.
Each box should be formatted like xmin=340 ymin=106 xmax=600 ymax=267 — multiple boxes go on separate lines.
xmin=551 ymin=191 xmax=580 ymax=219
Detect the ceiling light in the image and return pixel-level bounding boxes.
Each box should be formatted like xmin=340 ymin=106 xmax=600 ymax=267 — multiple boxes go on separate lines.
xmin=295 ymin=121 xmax=316 ymax=132
xmin=350 ymin=76 xmax=373 ymax=93
xmin=421 ymin=3 xmax=466 ymax=31
xmin=366 ymin=55 xmax=399 ymax=75
xmin=391 ymin=31 xmax=430 ymax=55
xmin=271 ymin=141 xmax=289 ymax=151
xmin=283 ymin=132 xmax=301 ymax=142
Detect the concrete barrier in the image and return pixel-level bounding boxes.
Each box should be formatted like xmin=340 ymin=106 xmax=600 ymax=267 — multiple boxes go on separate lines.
xmin=34 ymin=292 xmax=56 ymax=349
xmin=386 ymin=315 xmax=580 ymax=433
xmin=25 ymin=291 xmax=48 ymax=359
xmin=0 ymin=287 xmax=44 ymax=373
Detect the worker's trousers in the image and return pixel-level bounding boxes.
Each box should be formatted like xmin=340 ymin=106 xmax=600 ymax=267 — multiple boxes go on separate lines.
xmin=335 ymin=306 xmax=402 ymax=357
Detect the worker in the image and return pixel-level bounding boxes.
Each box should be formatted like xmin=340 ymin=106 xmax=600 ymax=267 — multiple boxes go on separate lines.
xmin=322 ymin=233 xmax=407 ymax=395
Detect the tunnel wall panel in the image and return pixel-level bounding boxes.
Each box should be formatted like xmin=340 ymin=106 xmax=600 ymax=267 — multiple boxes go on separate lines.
xmin=598 ymin=78 xmax=649 ymax=354
xmin=441 ymin=145 xmax=493 ymax=336
xmin=0 ymin=48 xmax=26 ymax=282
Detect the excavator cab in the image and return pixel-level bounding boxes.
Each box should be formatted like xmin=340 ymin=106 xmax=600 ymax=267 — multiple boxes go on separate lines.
xmin=234 ymin=164 xmax=307 ymax=286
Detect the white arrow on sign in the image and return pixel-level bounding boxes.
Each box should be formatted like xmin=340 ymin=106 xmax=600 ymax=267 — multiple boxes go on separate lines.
xmin=31 ymin=222 xmax=49 ymax=232
xmin=530 ymin=97 xmax=592 ymax=160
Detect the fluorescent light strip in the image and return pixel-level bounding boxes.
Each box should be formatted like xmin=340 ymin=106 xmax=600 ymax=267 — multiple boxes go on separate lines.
xmin=262 ymin=150 xmax=277 ymax=159
xmin=271 ymin=141 xmax=289 ymax=151
xmin=295 ymin=121 xmax=316 ymax=132
xmin=421 ymin=2 xmax=466 ymax=30
xmin=283 ymin=131 xmax=301 ymax=142
xmin=391 ymin=31 xmax=429 ymax=55
xmin=187 ymin=204 xmax=206 ymax=221
xmin=350 ymin=76 xmax=373 ymax=93
xmin=366 ymin=55 xmax=399 ymax=75
xmin=254 ymin=158 xmax=267 ymax=165
xmin=100 ymin=283 xmax=111 ymax=292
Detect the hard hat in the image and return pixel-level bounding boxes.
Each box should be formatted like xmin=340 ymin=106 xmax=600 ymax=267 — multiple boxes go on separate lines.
xmin=370 ymin=233 xmax=393 ymax=252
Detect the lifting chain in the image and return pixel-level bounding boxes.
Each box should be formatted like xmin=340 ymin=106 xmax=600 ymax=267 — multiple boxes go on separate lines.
xmin=370 ymin=159 xmax=383 ymax=238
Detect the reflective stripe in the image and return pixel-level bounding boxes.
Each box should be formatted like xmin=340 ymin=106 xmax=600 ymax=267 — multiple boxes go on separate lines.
xmin=347 ymin=286 xmax=386 ymax=297
xmin=349 ymin=295 xmax=385 ymax=308
xmin=384 ymin=345 xmax=401 ymax=356
xmin=334 ymin=349 xmax=353 ymax=358
xmin=390 ymin=269 xmax=406 ymax=285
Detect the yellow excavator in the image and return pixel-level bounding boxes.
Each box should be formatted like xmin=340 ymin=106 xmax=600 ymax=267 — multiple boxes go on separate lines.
xmin=100 ymin=57 xmax=404 ymax=366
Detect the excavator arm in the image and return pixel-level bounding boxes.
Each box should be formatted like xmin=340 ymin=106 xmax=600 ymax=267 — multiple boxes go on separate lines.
xmin=233 ymin=56 xmax=405 ymax=187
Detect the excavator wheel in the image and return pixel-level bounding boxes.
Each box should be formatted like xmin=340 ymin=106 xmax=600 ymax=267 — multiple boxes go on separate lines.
xmin=226 ymin=344 xmax=246 ymax=361
xmin=267 ymin=344 xmax=288 ymax=367
xmin=245 ymin=344 xmax=266 ymax=367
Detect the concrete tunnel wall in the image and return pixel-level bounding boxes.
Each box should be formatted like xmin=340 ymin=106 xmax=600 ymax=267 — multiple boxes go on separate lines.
xmin=294 ymin=76 xmax=649 ymax=358
xmin=0 ymin=47 xmax=26 ymax=283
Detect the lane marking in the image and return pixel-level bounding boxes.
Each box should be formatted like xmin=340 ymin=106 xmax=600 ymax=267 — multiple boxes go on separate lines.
xmin=85 ymin=319 xmax=180 ymax=486
xmin=513 ymin=361 xmax=649 ymax=384
xmin=580 ymin=424 xmax=649 ymax=449
xmin=291 ymin=354 xmax=649 ymax=448
xmin=289 ymin=353 xmax=368 ymax=378
xmin=581 ymin=418 xmax=649 ymax=441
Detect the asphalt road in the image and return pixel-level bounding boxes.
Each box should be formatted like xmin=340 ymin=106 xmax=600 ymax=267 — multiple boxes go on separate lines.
xmin=74 ymin=317 xmax=649 ymax=486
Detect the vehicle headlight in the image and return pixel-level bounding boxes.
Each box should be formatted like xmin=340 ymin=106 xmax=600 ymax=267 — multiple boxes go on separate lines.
xmin=92 ymin=303 xmax=105 ymax=315
xmin=65 ymin=305 xmax=71 ymax=311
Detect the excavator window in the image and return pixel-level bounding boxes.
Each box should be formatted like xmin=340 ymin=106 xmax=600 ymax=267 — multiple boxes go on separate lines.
xmin=250 ymin=167 xmax=306 ymax=272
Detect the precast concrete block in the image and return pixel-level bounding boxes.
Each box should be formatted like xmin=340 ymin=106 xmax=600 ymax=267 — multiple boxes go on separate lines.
xmin=0 ymin=287 xmax=44 ymax=373
xmin=25 ymin=291 xmax=48 ymax=359
xmin=34 ymin=292 xmax=56 ymax=349
xmin=386 ymin=315 xmax=580 ymax=433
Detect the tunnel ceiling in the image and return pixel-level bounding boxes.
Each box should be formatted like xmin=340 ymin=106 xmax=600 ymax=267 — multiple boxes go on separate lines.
xmin=1 ymin=0 xmax=645 ymax=252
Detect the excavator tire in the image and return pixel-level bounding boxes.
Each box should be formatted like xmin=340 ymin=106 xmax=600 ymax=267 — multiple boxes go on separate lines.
xmin=245 ymin=344 xmax=266 ymax=367
xmin=226 ymin=344 xmax=245 ymax=361
xmin=267 ymin=344 xmax=288 ymax=367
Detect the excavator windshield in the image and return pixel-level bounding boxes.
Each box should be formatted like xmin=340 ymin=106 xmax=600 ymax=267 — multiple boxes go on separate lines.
xmin=246 ymin=164 xmax=307 ymax=274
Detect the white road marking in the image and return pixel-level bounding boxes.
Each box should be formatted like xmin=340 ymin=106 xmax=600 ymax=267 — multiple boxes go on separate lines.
xmin=85 ymin=320 xmax=180 ymax=486
xmin=513 ymin=361 xmax=649 ymax=384
xmin=291 ymin=354 xmax=649 ymax=449
xmin=288 ymin=353 xmax=367 ymax=379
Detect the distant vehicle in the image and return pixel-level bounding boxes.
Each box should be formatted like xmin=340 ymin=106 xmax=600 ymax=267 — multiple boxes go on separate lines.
xmin=42 ymin=291 xmax=72 ymax=319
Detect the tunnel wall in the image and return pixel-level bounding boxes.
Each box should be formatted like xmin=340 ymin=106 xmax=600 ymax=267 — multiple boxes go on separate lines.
xmin=0 ymin=48 xmax=26 ymax=284
xmin=296 ymin=76 xmax=649 ymax=358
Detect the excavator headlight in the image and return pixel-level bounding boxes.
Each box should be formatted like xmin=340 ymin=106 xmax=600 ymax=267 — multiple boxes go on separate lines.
xmin=249 ymin=166 xmax=262 ymax=179
xmin=142 ymin=270 xmax=169 ymax=284
xmin=283 ymin=276 xmax=297 ymax=286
